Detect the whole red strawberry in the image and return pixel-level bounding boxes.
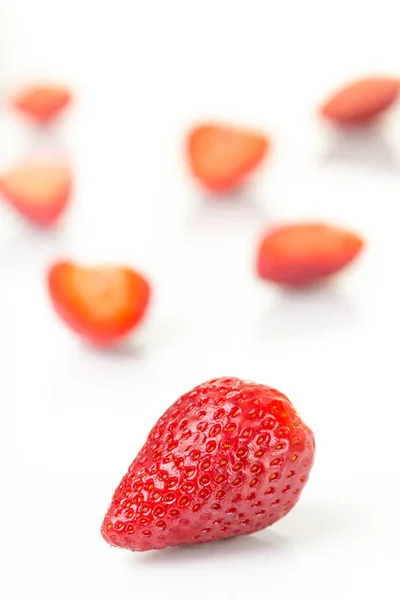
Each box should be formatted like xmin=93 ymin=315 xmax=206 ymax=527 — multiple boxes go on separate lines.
xmin=101 ymin=377 xmax=315 ymax=552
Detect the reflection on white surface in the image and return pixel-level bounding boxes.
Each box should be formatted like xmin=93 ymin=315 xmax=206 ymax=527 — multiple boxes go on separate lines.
xmin=258 ymin=285 xmax=360 ymax=341
xmin=321 ymin=122 xmax=400 ymax=173
xmin=189 ymin=187 xmax=270 ymax=233
xmin=134 ymin=528 xmax=289 ymax=568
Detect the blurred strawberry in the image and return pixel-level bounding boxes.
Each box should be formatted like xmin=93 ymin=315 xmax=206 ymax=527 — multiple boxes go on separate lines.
xmin=12 ymin=84 xmax=72 ymax=123
xmin=47 ymin=261 xmax=151 ymax=346
xmin=0 ymin=161 xmax=72 ymax=226
xmin=320 ymin=77 xmax=400 ymax=124
xmin=187 ymin=123 xmax=268 ymax=192
xmin=257 ymin=223 xmax=364 ymax=286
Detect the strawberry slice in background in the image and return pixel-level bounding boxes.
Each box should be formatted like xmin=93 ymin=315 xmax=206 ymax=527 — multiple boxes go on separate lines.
xmin=320 ymin=76 xmax=400 ymax=125
xmin=101 ymin=377 xmax=315 ymax=552
xmin=48 ymin=262 xmax=151 ymax=346
xmin=187 ymin=123 xmax=269 ymax=192
xmin=12 ymin=84 xmax=72 ymax=123
xmin=0 ymin=161 xmax=72 ymax=226
xmin=257 ymin=222 xmax=364 ymax=286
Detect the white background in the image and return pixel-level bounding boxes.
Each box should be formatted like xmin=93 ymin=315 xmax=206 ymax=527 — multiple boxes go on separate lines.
xmin=3 ymin=1 xmax=399 ymax=598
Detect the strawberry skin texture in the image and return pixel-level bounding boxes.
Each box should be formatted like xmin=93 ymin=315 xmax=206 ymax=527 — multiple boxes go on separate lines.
xmin=257 ymin=223 xmax=364 ymax=286
xmin=0 ymin=162 xmax=72 ymax=226
xmin=320 ymin=77 xmax=400 ymax=124
xmin=47 ymin=262 xmax=151 ymax=346
xmin=101 ymin=377 xmax=315 ymax=551
xmin=187 ymin=124 xmax=268 ymax=192
xmin=13 ymin=85 xmax=72 ymax=123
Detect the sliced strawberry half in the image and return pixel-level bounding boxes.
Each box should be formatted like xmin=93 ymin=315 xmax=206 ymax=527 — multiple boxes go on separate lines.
xmin=257 ymin=223 xmax=364 ymax=286
xmin=187 ymin=123 xmax=269 ymax=192
xmin=13 ymin=84 xmax=72 ymax=123
xmin=48 ymin=262 xmax=151 ymax=346
xmin=0 ymin=161 xmax=72 ymax=226
xmin=320 ymin=77 xmax=400 ymax=124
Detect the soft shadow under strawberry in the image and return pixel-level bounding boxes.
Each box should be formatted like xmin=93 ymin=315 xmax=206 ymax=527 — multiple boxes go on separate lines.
xmin=321 ymin=124 xmax=400 ymax=173
xmin=131 ymin=529 xmax=290 ymax=567
xmin=257 ymin=285 xmax=359 ymax=342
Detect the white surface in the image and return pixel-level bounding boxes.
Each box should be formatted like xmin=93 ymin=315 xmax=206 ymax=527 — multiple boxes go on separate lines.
xmin=3 ymin=1 xmax=399 ymax=598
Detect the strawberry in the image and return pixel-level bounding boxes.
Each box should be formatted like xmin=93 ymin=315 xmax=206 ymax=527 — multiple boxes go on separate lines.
xmin=257 ymin=223 xmax=364 ymax=286
xmin=320 ymin=76 xmax=400 ymax=125
xmin=0 ymin=161 xmax=72 ymax=226
xmin=12 ymin=84 xmax=72 ymax=123
xmin=101 ymin=377 xmax=315 ymax=552
xmin=187 ymin=123 xmax=268 ymax=192
xmin=47 ymin=261 xmax=151 ymax=346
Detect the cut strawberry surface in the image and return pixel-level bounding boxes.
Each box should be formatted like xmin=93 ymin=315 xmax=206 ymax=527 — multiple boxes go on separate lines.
xmin=188 ymin=123 xmax=268 ymax=192
xmin=13 ymin=84 xmax=72 ymax=123
xmin=48 ymin=262 xmax=151 ymax=346
xmin=257 ymin=223 xmax=364 ymax=286
xmin=0 ymin=161 xmax=72 ymax=226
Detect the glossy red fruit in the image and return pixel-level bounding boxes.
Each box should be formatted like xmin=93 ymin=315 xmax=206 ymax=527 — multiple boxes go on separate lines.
xmin=101 ymin=377 xmax=315 ymax=552
xmin=257 ymin=223 xmax=364 ymax=286
xmin=0 ymin=161 xmax=72 ymax=226
xmin=47 ymin=262 xmax=151 ymax=346
xmin=320 ymin=77 xmax=400 ymax=124
xmin=187 ymin=123 xmax=268 ymax=192
xmin=13 ymin=84 xmax=72 ymax=123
